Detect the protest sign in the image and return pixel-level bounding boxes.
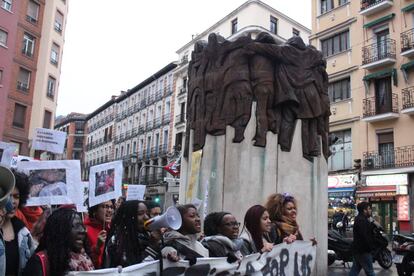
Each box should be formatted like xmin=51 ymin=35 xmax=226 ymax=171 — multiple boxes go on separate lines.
xmin=66 ymin=241 xmax=316 ymax=275
xmin=89 ymin=161 xmax=123 ymax=207
xmin=32 ymin=128 xmax=67 ymax=154
xmin=126 ymin=184 xmax=146 ymax=201
xmin=0 ymin=141 xmax=17 ymax=168
xmin=18 ymin=160 xmax=82 ymax=206
xmin=76 ymin=181 xmax=89 ymax=213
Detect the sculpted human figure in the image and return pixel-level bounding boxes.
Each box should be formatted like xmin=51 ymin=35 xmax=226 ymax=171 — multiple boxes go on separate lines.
xmin=249 ymin=32 xmax=278 ymax=147
xmin=246 ymin=36 xmax=328 ymax=160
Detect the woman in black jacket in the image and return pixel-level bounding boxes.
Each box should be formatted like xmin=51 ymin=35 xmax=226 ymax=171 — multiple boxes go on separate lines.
xmin=201 ymin=212 xmax=243 ymax=262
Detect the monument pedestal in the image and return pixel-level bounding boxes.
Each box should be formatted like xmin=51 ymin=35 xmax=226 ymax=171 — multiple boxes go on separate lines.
xmin=180 ymin=103 xmax=328 ymax=275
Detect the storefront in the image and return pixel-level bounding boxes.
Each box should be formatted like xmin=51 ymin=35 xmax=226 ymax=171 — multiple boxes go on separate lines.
xmin=328 ymin=174 xmax=357 ymax=228
xmin=356 ymin=173 xmax=410 ymax=235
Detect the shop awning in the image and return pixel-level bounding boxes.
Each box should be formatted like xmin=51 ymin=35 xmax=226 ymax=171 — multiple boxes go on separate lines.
xmin=402 ymin=3 xmax=414 ymax=12
xmin=363 ymin=13 xmax=395 ymax=28
xmin=401 ymin=60 xmax=414 ymax=71
xmin=329 ymin=187 xmax=354 ymax=193
xmin=363 ymin=68 xmax=397 ymax=86
xmin=356 ymin=185 xmax=396 ymax=198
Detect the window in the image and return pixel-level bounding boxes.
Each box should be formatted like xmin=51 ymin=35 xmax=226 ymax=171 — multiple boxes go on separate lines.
xmin=16 ymin=68 xmax=30 ymax=92
xmin=50 ymin=43 xmax=60 ymax=65
xmin=231 ymin=18 xmax=238 ymax=34
xmin=320 ymin=0 xmax=334 ymax=14
xmin=321 ymin=30 xmax=349 ymax=57
xmin=55 ymin=11 xmax=63 ymax=33
xmin=328 ymin=129 xmax=352 ymax=171
xmin=338 ymin=0 xmax=348 ymax=6
xmin=13 ymin=103 xmax=26 ymax=128
xmin=378 ymin=132 xmax=394 ymax=167
xmin=47 ymin=76 xmax=56 ymax=99
xmin=292 ymin=28 xmax=300 ymax=37
xmin=1 ymin=0 xmax=12 ymax=11
xmin=27 ymin=1 xmax=39 ymax=24
xmin=328 ymin=78 xmax=350 ymax=102
xmin=270 ymin=16 xmax=278 ymax=34
xmin=0 ymin=29 xmax=7 ymax=47
xmin=43 ymin=110 xmax=52 ymax=128
xmin=22 ymin=33 xmax=35 ymax=57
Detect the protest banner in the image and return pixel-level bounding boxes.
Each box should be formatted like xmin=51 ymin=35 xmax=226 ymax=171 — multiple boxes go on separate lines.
xmin=76 ymin=181 xmax=89 ymax=213
xmin=89 ymin=160 xmax=123 ymax=207
xmin=126 ymin=184 xmax=146 ymax=201
xmin=17 ymin=160 xmax=82 ymax=206
xmin=67 ymin=241 xmax=316 ymax=275
xmin=0 ymin=141 xmax=17 ymax=168
xmin=32 ymin=128 xmax=67 ymax=154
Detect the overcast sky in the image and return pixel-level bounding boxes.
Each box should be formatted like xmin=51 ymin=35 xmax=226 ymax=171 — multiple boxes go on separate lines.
xmin=56 ymin=0 xmax=311 ymax=116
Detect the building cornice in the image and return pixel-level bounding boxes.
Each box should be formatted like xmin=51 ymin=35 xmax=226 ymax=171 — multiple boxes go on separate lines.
xmin=328 ymin=65 xmax=359 ymax=81
xmin=310 ymin=17 xmax=357 ymax=40
xmin=329 ymin=116 xmax=360 ymax=127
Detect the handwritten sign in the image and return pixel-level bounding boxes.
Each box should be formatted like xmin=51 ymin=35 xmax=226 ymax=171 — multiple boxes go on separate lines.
xmin=0 ymin=141 xmax=17 ymax=168
xmin=32 ymin=128 xmax=67 ymax=154
xmin=126 ymin=185 xmax=146 ymax=201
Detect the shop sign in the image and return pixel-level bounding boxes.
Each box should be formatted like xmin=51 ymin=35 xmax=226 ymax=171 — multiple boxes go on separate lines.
xmin=397 ymin=195 xmax=410 ymax=221
xmin=357 ymin=191 xmax=396 ymax=198
xmin=397 ymin=185 xmax=408 ymax=195
xmin=366 ymin=174 xmax=408 ymax=186
xmin=146 ymin=186 xmax=166 ymax=195
xmin=328 ymin=174 xmax=357 ymax=188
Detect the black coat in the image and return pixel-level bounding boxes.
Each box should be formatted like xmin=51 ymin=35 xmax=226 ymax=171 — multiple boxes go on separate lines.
xmin=352 ymin=214 xmax=375 ymax=254
xmin=201 ymin=235 xmax=242 ymax=262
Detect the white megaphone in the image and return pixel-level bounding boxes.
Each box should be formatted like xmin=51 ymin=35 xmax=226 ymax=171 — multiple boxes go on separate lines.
xmin=0 ymin=166 xmax=15 ymax=208
xmin=144 ymin=206 xmax=182 ymax=231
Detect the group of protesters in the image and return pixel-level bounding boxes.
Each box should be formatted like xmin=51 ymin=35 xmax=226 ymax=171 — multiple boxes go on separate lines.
xmin=0 ymin=165 xmax=315 ymax=276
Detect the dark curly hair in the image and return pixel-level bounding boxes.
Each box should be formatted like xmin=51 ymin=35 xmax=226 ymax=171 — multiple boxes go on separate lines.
xmin=12 ymin=169 xmax=31 ymax=207
xmin=35 ymin=208 xmax=88 ymax=276
xmin=204 ymin=212 xmax=230 ymax=236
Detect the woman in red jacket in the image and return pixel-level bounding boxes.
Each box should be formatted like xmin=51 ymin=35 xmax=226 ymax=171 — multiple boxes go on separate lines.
xmin=84 ymin=200 xmax=114 ymax=268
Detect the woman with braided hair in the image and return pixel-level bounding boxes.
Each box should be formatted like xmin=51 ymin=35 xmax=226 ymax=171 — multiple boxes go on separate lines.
xmin=23 ymin=207 xmax=94 ymax=276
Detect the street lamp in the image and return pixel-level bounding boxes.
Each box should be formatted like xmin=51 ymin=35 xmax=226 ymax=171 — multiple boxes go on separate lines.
xmin=130 ymin=153 xmax=137 ymax=184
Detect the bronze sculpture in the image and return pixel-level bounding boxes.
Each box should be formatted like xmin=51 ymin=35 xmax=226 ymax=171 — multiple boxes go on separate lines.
xmin=186 ymin=32 xmax=330 ymax=161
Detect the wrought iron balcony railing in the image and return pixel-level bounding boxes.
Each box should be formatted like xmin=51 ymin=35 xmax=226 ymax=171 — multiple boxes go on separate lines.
xmin=162 ymin=113 xmax=170 ymax=125
xmin=363 ymin=145 xmax=414 ymax=170
xmin=401 ymin=28 xmax=414 ymax=53
xmin=362 ymin=38 xmax=396 ymax=65
xmin=402 ymin=86 xmax=414 ymax=109
xmin=363 ymin=93 xmax=398 ymax=117
xmin=360 ymin=0 xmax=392 ymax=11
xmin=175 ymin=113 xmax=186 ymax=125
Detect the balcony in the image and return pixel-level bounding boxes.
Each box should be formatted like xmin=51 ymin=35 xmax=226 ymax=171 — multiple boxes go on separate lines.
xmin=151 ymin=146 xmax=159 ymax=158
xmin=363 ymin=145 xmax=414 ymax=170
xmin=178 ymin=86 xmax=187 ymax=96
xmin=155 ymin=91 xmax=163 ymax=101
xmin=165 ymin=86 xmax=173 ymax=96
xmin=360 ymin=0 xmax=393 ymax=16
xmin=175 ymin=113 xmax=186 ymax=126
xmin=138 ymin=125 xmax=145 ymax=134
xmin=140 ymin=100 xmax=147 ymax=108
xmin=147 ymin=95 xmax=155 ymax=105
xmin=402 ymin=86 xmax=414 ymax=114
xmin=361 ymin=39 xmax=396 ymax=69
xmin=362 ymin=93 xmax=399 ymax=122
xmin=401 ymin=29 xmax=414 ymax=57
xmin=146 ymin=121 xmax=153 ymax=131
xmin=162 ymin=113 xmax=170 ymax=125
xmin=159 ymin=144 xmax=168 ymax=156
xmin=154 ymin=117 xmax=161 ymax=128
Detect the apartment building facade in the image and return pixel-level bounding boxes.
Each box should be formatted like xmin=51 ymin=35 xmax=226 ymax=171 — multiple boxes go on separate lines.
xmin=84 ymin=98 xmax=116 ymax=180
xmin=54 ymin=112 xmax=86 ymax=161
xmin=0 ymin=0 xmax=68 ymax=156
xmin=311 ymin=0 xmax=414 ymax=234
xmin=172 ymin=0 xmax=311 ymax=150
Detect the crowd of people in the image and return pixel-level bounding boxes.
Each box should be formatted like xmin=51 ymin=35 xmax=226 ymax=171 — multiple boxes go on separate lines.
xmin=0 ymin=165 xmax=318 ymax=276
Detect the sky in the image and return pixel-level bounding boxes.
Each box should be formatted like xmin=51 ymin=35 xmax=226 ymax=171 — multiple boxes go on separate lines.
xmin=56 ymin=0 xmax=311 ymax=116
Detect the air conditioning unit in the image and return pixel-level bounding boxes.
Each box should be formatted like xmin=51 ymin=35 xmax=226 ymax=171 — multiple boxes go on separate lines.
xmin=365 ymin=158 xmax=374 ymax=169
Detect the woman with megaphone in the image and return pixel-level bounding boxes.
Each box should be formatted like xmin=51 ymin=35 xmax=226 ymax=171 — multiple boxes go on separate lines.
xmin=103 ymin=200 xmax=162 ymax=268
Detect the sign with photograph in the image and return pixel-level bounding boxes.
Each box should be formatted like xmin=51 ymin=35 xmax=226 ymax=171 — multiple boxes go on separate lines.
xmin=328 ymin=174 xmax=357 ymax=188
xmin=0 ymin=141 xmax=17 ymax=168
xmin=89 ymin=161 xmax=123 ymax=207
xmin=32 ymin=128 xmax=67 ymax=154
xmin=17 ymin=160 xmax=82 ymax=206
xmin=397 ymin=195 xmax=410 ymax=221
xmin=366 ymin=174 xmax=408 ymax=186
xmin=76 ymin=181 xmax=89 ymax=213
xmin=126 ymin=184 xmax=146 ymax=201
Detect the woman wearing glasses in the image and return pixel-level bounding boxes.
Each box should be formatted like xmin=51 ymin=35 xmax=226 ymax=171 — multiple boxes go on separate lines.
xmin=201 ymin=212 xmax=243 ymax=261
xmin=84 ymin=200 xmax=114 ymax=268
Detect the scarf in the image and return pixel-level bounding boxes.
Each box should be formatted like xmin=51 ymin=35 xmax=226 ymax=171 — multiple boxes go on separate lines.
xmin=68 ymin=250 xmax=95 ymax=271
xmin=276 ymin=216 xmax=303 ymax=240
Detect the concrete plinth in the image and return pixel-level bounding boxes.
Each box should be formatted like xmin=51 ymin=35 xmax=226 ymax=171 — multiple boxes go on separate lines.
xmin=180 ymin=103 xmax=328 ymax=275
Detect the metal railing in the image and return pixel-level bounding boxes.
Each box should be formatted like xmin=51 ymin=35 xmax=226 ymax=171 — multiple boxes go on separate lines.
xmin=401 ymin=28 xmax=414 ymax=53
xmin=162 ymin=113 xmax=170 ymax=125
xmin=175 ymin=113 xmax=186 ymax=125
xmin=362 ymin=38 xmax=396 ymax=65
xmin=155 ymin=91 xmax=163 ymax=101
xmin=178 ymin=86 xmax=187 ymax=95
xmin=402 ymin=86 xmax=414 ymax=109
xmin=158 ymin=144 xmax=168 ymax=156
xmin=363 ymin=145 xmax=414 ymax=170
xmin=154 ymin=117 xmax=161 ymax=128
xmin=360 ymin=0 xmax=392 ymax=11
xmin=363 ymin=93 xmax=398 ymax=117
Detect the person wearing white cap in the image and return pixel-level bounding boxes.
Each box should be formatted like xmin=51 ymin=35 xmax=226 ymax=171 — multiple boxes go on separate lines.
xmin=0 ymin=165 xmax=16 ymax=276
